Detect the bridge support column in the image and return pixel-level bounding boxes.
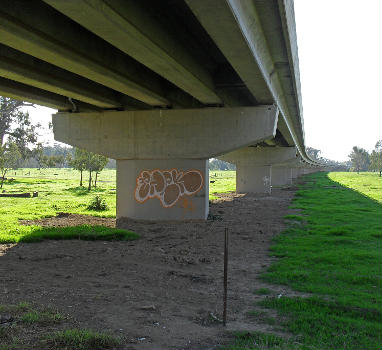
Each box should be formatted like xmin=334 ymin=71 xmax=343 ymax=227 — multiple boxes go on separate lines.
xmin=291 ymin=167 xmax=299 ymax=181
xmin=236 ymin=165 xmax=271 ymax=194
xmin=116 ymin=159 xmax=209 ymax=221
xmin=271 ymin=166 xmax=293 ymax=187
xmin=219 ymin=147 xmax=297 ymax=194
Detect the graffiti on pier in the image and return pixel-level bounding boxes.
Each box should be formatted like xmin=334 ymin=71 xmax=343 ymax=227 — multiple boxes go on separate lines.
xmin=135 ymin=169 xmax=203 ymax=208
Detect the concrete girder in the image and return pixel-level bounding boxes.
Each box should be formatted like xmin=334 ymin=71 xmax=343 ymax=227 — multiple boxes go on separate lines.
xmin=0 ymin=45 xmax=122 ymax=109
xmin=0 ymin=77 xmax=99 ymax=112
xmin=52 ymin=105 xmax=279 ymax=160
xmin=0 ymin=1 xmax=194 ymax=107
xmin=185 ymin=0 xmax=309 ymax=161
xmin=43 ymin=0 xmax=222 ymax=106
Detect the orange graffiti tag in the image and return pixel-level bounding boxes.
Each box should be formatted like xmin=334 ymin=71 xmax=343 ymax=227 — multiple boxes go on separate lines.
xmin=135 ymin=169 xmax=203 ymax=208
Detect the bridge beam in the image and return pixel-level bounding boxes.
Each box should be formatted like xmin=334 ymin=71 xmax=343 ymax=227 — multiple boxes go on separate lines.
xmin=0 ymin=0 xmax=200 ymax=108
xmin=43 ymin=0 xmax=222 ymax=105
xmin=53 ymin=105 xmax=278 ymax=221
xmin=219 ymin=146 xmax=297 ymax=194
xmin=0 ymin=45 xmax=123 ymax=109
xmin=0 ymin=77 xmax=99 ymax=112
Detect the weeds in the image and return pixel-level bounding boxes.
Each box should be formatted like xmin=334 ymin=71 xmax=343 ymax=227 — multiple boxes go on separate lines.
xmin=87 ymin=195 xmax=108 ymax=211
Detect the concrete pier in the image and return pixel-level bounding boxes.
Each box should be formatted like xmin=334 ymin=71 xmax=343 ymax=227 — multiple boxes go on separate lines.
xmin=219 ymin=146 xmax=297 ymax=194
xmin=271 ymin=166 xmax=293 ymax=187
xmin=236 ymin=165 xmax=271 ymax=194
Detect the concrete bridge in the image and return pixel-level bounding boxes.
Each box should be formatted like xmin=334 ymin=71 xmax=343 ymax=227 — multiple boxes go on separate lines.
xmin=0 ymin=0 xmax=321 ymax=221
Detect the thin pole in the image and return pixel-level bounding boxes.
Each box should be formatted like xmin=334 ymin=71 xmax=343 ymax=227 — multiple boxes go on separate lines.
xmin=223 ymin=227 xmax=228 ymax=326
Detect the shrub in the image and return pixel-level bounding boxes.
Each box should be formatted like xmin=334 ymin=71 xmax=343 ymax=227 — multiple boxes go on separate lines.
xmin=87 ymin=195 xmax=108 ymax=211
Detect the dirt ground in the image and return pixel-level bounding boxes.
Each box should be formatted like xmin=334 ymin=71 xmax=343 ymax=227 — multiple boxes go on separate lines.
xmin=1 ymin=189 xmax=298 ymax=349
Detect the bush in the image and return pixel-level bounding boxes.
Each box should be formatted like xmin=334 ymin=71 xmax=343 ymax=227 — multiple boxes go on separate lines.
xmin=87 ymin=195 xmax=108 ymax=211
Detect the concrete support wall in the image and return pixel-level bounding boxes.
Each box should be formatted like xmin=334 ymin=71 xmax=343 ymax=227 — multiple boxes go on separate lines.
xmin=236 ymin=165 xmax=271 ymax=194
xmin=272 ymin=166 xmax=292 ymax=187
xmin=116 ymin=159 xmax=209 ymax=221
xmin=291 ymin=167 xmax=299 ymax=180
xmin=220 ymin=146 xmax=296 ymax=193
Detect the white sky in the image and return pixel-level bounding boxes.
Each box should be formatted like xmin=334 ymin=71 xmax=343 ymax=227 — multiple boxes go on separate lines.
xmin=24 ymin=0 xmax=381 ymax=162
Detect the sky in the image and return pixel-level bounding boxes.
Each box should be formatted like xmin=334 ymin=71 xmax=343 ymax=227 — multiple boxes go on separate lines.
xmin=24 ymin=0 xmax=381 ymax=162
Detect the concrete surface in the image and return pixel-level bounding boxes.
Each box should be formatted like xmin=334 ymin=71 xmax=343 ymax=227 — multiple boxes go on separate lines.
xmin=116 ymin=159 xmax=209 ymax=221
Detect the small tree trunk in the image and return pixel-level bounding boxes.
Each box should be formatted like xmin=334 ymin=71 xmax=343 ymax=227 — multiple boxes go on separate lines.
xmin=80 ymin=170 xmax=83 ymax=186
xmin=88 ymin=171 xmax=92 ymax=191
xmin=94 ymin=172 xmax=98 ymax=188
xmin=0 ymin=169 xmax=7 ymax=189
xmin=379 ymin=171 xmax=381 ymax=177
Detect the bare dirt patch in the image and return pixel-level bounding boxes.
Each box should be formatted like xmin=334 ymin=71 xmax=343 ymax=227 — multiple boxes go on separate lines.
xmin=1 ymin=189 xmax=297 ymax=349
xmin=20 ymin=212 xmax=115 ymax=228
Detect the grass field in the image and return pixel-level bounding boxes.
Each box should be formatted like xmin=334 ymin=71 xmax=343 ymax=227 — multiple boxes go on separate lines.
xmin=0 ymin=168 xmax=235 ymax=242
xmin=2 ymin=169 xmax=381 ymax=349
xmin=229 ymin=172 xmax=382 ymax=350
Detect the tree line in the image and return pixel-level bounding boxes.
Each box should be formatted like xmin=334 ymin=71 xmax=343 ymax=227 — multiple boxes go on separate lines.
xmin=0 ymin=96 xmax=110 ymax=190
xmin=349 ymin=141 xmax=382 ymax=175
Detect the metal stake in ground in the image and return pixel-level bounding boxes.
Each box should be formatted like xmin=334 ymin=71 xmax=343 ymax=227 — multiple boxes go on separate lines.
xmin=223 ymin=227 xmax=229 ymax=326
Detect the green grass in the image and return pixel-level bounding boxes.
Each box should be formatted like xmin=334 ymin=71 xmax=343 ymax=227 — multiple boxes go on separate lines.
xmin=21 ymin=310 xmax=63 ymax=324
xmin=0 ymin=168 xmax=235 ymax=242
xmin=0 ymin=302 xmax=119 ymax=350
xmin=230 ymin=172 xmax=382 ymax=350
xmin=0 ymin=168 xmax=134 ymax=242
xmin=209 ymin=170 xmax=236 ymax=199
xmin=44 ymin=329 xmax=120 ymax=350
xmin=254 ymin=288 xmax=272 ymax=295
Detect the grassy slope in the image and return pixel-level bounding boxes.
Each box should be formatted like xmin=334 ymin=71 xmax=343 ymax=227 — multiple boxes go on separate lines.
xmin=229 ymin=172 xmax=382 ymax=350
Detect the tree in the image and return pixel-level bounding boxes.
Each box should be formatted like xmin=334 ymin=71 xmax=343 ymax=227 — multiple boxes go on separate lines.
xmin=370 ymin=140 xmax=382 ymax=176
xmin=209 ymin=159 xmax=236 ymax=171
xmin=306 ymin=147 xmax=322 ymax=161
xmin=70 ymin=148 xmax=88 ymax=186
xmin=0 ymin=142 xmax=21 ymax=189
xmin=33 ymin=143 xmax=46 ymax=170
xmin=85 ymin=152 xmax=108 ymax=190
xmin=70 ymin=148 xmax=108 ymax=189
xmin=0 ymin=97 xmax=40 ymax=160
xmin=92 ymin=155 xmax=108 ymax=188
xmin=349 ymin=146 xmax=370 ymax=173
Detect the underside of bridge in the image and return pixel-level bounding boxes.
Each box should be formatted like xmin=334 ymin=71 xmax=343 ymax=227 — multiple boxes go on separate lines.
xmin=0 ymin=0 xmax=321 ymax=221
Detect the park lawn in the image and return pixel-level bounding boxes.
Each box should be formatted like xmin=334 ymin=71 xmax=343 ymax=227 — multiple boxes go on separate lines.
xmin=0 ymin=168 xmax=137 ymax=242
xmin=229 ymin=172 xmax=382 ymax=350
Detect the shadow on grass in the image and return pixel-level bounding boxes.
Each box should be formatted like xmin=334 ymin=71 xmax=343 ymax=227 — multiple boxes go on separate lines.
xmin=65 ymin=187 xmax=107 ymax=196
xmin=18 ymin=225 xmax=138 ymax=243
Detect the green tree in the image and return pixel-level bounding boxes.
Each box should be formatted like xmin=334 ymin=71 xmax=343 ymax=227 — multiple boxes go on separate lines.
xmin=209 ymin=158 xmax=236 ymax=171
xmin=85 ymin=152 xmax=108 ymax=190
xmin=92 ymin=155 xmax=108 ymax=188
xmin=0 ymin=142 xmax=21 ymax=189
xmin=0 ymin=97 xmax=40 ymax=160
xmin=306 ymin=147 xmax=322 ymax=161
xmin=33 ymin=143 xmax=46 ymax=170
xmin=70 ymin=148 xmax=108 ymax=189
xmin=70 ymin=148 xmax=88 ymax=186
xmin=370 ymin=140 xmax=382 ymax=176
xmin=349 ymin=146 xmax=370 ymax=173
